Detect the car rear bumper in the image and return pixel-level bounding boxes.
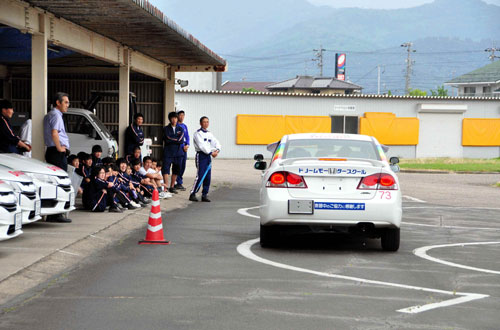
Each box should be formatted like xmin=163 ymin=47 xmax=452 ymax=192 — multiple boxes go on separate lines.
xmin=260 ymin=189 xmax=402 ymax=227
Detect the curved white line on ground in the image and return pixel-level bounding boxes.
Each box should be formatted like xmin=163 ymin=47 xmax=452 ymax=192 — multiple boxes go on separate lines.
xmin=237 ymin=238 xmax=487 ymax=314
xmin=403 ymin=195 xmax=427 ymax=203
xmin=404 ymin=206 xmax=500 ymax=210
xmin=237 ymin=206 xmax=260 ymax=219
xmin=414 ymin=242 xmax=500 ymax=275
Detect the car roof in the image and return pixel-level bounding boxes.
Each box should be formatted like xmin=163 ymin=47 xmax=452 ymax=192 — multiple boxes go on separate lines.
xmin=286 ymin=133 xmax=374 ymax=142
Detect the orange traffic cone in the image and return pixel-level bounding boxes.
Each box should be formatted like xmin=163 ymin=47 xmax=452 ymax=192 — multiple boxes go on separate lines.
xmin=139 ymin=189 xmax=170 ymax=245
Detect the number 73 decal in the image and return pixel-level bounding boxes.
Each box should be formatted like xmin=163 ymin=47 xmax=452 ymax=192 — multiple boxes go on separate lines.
xmin=379 ymin=191 xmax=392 ymax=200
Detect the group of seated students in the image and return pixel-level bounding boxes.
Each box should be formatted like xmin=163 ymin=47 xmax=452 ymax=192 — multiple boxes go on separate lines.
xmin=67 ymin=145 xmax=168 ymax=213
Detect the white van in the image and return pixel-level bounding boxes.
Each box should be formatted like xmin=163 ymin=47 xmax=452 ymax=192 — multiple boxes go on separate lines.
xmin=63 ymin=108 xmax=152 ymax=159
xmin=64 ymin=108 xmax=119 ymax=158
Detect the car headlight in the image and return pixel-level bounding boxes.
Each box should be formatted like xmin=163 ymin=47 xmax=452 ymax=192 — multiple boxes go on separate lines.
xmin=5 ymin=181 xmax=22 ymax=193
xmin=25 ymin=173 xmax=57 ymax=184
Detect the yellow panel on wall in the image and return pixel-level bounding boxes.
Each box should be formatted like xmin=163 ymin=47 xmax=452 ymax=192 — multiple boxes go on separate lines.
xmin=360 ymin=112 xmax=419 ymax=145
xmin=236 ymin=115 xmax=285 ymax=145
xmin=462 ymin=119 xmax=500 ymax=146
xmin=285 ymin=116 xmax=331 ymax=134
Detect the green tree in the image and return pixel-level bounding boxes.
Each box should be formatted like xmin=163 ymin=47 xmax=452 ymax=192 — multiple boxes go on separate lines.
xmin=242 ymin=87 xmax=261 ymax=93
xmin=408 ymin=88 xmax=427 ymax=96
xmin=430 ymin=85 xmax=449 ymax=96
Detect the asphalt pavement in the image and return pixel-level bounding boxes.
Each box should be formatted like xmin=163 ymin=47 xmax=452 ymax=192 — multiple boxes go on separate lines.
xmin=1 ymin=169 xmax=500 ymax=329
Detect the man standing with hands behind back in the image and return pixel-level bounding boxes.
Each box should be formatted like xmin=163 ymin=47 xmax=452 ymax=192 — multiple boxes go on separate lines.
xmin=189 ymin=116 xmax=221 ymax=202
xmin=44 ymin=92 xmax=70 ymax=172
xmin=43 ymin=92 xmax=72 ymax=223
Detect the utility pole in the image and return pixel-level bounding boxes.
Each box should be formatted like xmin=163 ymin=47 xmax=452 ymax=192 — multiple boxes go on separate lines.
xmin=485 ymin=47 xmax=500 ymax=62
xmin=401 ymin=42 xmax=416 ymax=94
xmin=377 ymin=65 xmax=385 ymax=95
xmin=313 ymin=45 xmax=326 ymax=76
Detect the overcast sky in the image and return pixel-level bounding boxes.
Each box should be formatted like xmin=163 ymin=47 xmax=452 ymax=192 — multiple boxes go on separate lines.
xmin=307 ymin=0 xmax=500 ymax=8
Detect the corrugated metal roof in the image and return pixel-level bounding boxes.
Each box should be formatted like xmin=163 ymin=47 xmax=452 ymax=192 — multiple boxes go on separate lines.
xmin=267 ymin=75 xmax=362 ymax=90
xmin=221 ymin=81 xmax=274 ymax=92
xmin=178 ymin=89 xmax=500 ymax=101
xmin=24 ymin=0 xmax=226 ymax=68
xmin=446 ymin=60 xmax=500 ymax=84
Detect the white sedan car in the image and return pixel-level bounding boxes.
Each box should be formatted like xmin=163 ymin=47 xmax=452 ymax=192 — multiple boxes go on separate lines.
xmin=254 ymin=133 xmax=402 ymax=251
xmin=0 ymin=154 xmax=76 ymax=217
xmin=0 ymin=180 xmax=23 ymax=241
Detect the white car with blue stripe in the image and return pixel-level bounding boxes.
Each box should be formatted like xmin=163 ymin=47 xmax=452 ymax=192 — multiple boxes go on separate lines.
xmin=254 ymin=133 xmax=402 ymax=251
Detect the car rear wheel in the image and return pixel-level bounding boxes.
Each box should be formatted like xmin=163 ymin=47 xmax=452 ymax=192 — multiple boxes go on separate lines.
xmin=260 ymin=224 xmax=280 ymax=248
xmin=381 ymin=228 xmax=400 ymax=252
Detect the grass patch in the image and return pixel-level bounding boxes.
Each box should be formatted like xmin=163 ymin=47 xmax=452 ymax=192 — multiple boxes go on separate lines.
xmin=399 ymin=158 xmax=500 ymax=172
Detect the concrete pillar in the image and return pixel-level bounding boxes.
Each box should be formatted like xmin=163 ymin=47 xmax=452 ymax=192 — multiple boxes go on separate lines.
xmin=31 ymin=15 xmax=48 ymax=161
xmin=118 ymin=50 xmax=130 ymax=157
xmin=163 ymin=68 xmax=175 ymax=127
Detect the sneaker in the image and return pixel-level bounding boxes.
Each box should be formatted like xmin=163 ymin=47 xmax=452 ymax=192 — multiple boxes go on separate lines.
xmin=174 ymin=184 xmax=186 ymax=191
xmin=168 ymin=188 xmax=178 ymax=194
xmin=189 ymin=194 xmax=198 ymax=202
xmin=201 ymin=196 xmax=211 ymax=202
xmin=158 ymin=191 xmax=171 ymax=199
xmin=143 ymin=197 xmax=151 ymax=204
xmin=109 ymin=207 xmax=123 ymax=213
xmin=139 ymin=202 xmax=148 ymax=208
xmin=46 ymin=214 xmax=72 ymax=223
xmin=126 ymin=203 xmax=138 ymax=210
xmin=130 ymin=201 xmax=141 ymax=208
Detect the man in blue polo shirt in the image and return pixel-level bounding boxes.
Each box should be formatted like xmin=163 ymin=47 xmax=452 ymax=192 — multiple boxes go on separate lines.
xmin=44 ymin=92 xmax=70 ymax=172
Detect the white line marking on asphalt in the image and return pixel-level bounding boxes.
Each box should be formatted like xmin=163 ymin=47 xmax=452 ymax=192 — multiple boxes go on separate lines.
xmin=90 ymin=234 xmax=110 ymax=241
xmin=404 ymin=206 xmax=500 ymax=210
xmin=236 ymin=238 xmax=488 ymax=314
xmin=403 ymin=195 xmax=427 ymax=203
xmin=57 ymin=249 xmax=80 ymax=256
xmin=413 ymin=242 xmax=500 ymax=275
xmin=403 ymin=222 xmax=500 ymax=231
xmin=237 ymin=206 xmax=260 ymax=219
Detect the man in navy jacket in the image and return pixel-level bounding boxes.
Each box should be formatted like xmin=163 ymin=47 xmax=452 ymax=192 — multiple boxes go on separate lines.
xmin=162 ymin=112 xmax=184 ymax=194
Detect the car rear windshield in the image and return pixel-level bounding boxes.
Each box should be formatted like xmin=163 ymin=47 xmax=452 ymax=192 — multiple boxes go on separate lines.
xmin=283 ymin=139 xmax=380 ymax=160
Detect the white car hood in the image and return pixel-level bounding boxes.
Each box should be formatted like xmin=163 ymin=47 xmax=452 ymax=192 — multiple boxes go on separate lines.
xmin=0 ymin=167 xmax=33 ymax=183
xmin=0 ymin=153 xmax=69 ymax=176
xmin=0 ymin=181 xmax=15 ymax=194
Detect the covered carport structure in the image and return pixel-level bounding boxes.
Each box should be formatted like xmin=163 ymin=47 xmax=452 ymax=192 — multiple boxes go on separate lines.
xmin=0 ymin=0 xmax=226 ymax=159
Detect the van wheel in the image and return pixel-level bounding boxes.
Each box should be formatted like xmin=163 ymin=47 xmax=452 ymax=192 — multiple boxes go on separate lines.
xmin=260 ymin=225 xmax=279 ymax=248
xmin=381 ymin=228 xmax=400 ymax=252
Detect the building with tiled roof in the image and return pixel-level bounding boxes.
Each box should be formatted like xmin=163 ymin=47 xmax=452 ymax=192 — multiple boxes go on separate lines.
xmin=265 ymin=76 xmax=362 ymax=95
xmin=446 ymin=60 xmax=500 ymax=97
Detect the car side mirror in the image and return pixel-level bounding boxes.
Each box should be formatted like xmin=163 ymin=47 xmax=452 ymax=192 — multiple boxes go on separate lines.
xmin=389 ymin=157 xmax=400 ymax=165
xmin=254 ymin=161 xmax=267 ymax=170
xmin=254 ymin=154 xmax=264 ymax=161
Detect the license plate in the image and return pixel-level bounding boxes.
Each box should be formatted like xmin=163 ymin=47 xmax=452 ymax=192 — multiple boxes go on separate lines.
xmin=14 ymin=213 xmax=22 ymax=231
xmin=314 ymin=202 xmax=365 ymax=211
xmin=70 ymin=192 xmax=75 ymax=206
xmin=35 ymin=200 xmax=41 ymax=216
xmin=288 ymin=200 xmax=314 ymax=214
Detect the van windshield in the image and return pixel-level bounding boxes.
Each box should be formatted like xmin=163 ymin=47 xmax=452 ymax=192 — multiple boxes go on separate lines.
xmin=89 ymin=114 xmax=113 ymax=139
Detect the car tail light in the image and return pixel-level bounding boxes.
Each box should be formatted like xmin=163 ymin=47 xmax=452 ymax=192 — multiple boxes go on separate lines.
xmin=357 ymin=173 xmax=397 ymax=190
xmin=269 ymin=172 xmax=286 ymax=186
xmin=267 ymin=171 xmax=307 ymax=188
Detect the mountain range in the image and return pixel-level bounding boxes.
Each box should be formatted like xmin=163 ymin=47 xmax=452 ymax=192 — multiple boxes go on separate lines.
xmin=159 ymin=0 xmax=500 ymax=94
